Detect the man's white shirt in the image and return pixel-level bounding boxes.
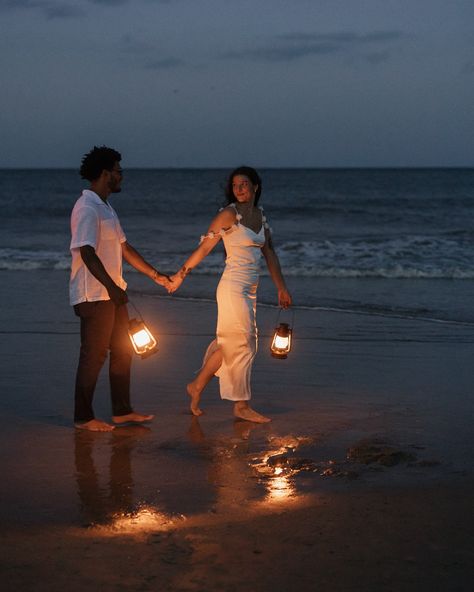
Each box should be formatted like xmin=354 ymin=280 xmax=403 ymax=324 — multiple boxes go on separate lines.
xmin=70 ymin=190 xmax=127 ymax=305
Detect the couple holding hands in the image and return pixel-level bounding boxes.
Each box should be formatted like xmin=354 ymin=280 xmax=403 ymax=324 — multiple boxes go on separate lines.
xmin=70 ymin=146 xmax=292 ymax=432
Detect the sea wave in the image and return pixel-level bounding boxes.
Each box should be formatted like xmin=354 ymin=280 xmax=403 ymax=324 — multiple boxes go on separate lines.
xmin=272 ymin=235 xmax=474 ymax=278
xmin=2 ymin=236 xmax=474 ymax=280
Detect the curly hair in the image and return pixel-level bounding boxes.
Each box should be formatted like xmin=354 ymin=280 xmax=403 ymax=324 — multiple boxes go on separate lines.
xmin=224 ymin=166 xmax=262 ymax=206
xmin=79 ymin=146 xmax=122 ymax=181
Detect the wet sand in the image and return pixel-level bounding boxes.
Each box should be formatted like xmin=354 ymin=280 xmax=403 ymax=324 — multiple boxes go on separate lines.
xmin=1 ymin=270 xmax=473 ymax=591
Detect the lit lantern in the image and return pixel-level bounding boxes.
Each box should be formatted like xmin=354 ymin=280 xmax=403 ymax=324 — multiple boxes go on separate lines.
xmin=270 ymin=322 xmax=292 ymax=359
xmin=128 ymin=318 xmax=158 ymax=359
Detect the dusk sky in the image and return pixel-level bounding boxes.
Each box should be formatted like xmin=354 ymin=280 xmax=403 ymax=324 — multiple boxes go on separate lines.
xmin=1 ymin=0 xmax=473 ymax=168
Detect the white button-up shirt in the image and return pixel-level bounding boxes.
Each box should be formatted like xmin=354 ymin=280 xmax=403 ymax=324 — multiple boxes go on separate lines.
xmin=69 ymin=189 xmax=127 ymax=305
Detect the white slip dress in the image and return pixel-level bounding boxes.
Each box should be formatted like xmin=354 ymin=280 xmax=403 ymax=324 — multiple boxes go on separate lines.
xmin=201 ymin=204 xmax=268 ymax=401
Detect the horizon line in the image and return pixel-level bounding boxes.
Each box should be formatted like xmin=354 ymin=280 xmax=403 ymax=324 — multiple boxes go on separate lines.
xmin=1 ymin=165 xmax=473 ymax=171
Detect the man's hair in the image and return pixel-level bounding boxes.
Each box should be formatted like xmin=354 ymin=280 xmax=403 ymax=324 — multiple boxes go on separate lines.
xmin=79 ymin=146 xmax=122 ymax=181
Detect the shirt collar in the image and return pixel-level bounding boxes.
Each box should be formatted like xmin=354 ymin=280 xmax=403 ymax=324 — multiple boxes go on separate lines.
xmin=82 ymin=189 xmax=110 ymax=207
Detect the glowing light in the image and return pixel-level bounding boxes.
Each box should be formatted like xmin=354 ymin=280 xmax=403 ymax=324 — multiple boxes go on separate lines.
xmin=267 ymin=474 xmax=294 ymax=501
xmin=274 ymin=335 xmax=289 ymax=349
xmin=128 ymin=318 xmax=158 ymax=358
xmin=132 ymin=329 xmax=151 ymax=347
xmin=92 ymin=506 xmax=182 ymax=536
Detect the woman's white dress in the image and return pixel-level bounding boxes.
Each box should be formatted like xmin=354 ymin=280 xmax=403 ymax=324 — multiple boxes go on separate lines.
xmin=203 ymin=205 xmax=267 ymax=401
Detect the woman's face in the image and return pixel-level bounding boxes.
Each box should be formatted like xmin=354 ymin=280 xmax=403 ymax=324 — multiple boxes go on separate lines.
xmin=232 ymin=175 xmax=257 ymax=203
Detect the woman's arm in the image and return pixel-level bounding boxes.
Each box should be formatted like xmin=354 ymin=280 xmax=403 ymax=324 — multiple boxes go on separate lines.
xmin=169 ymin=208 xmax=235 ymax=292
xmin=261 ymin=229 xmax=292 ymax=308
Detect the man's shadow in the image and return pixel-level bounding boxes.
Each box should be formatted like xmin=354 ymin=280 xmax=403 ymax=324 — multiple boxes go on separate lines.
xmin=74 ymin=425 xmax=150 ymax=525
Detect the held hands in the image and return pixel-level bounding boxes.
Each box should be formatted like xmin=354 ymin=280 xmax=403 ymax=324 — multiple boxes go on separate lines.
xmin=168 ymin=272 xmax=184 ymax=293
xmin=278 ymin=287 xmax=292 ymax=309
xmin=168 ymin=266 xmax=191 ymax=294
xmin=152 ymin=271 xmax=174 ymax=294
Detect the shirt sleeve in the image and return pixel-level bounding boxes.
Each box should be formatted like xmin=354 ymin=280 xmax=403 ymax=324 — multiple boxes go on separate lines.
xmin=70 ymin=205 xmax=100 ymax=250
xmin=115 ymin=217 xmax=127 ymax=243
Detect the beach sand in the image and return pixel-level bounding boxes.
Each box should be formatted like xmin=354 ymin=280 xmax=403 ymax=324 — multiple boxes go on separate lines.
xmin=1 ymin=270 xmax=473 ymax=591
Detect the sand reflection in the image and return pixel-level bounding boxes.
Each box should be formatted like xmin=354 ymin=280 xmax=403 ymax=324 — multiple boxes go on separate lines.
xmin=188 ymin=417 xmax=306 ymax=510
xmin=74 ymin=419 xmax=313 ymax=535
xmin=74 ymin=425 xmax=154 ymax=527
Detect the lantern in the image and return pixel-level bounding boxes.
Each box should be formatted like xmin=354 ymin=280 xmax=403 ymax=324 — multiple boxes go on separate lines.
xmin=128 ymin=317 xmax=158 ymax=359
xmin=270 ymin=308 xmax=294 ymax=359
xmin=270 ymin=321 xmax=293 ymax=359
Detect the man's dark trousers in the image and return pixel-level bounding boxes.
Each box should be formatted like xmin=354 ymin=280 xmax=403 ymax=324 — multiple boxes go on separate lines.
xmin=74 ymin=300 xmax=133 ymax=422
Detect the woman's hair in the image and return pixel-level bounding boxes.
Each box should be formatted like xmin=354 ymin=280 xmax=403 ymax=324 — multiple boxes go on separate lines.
xmin=79 ymin=145 xmax=121 ymax=181
xmin=224 ymin=166 xmax=262 ymax=206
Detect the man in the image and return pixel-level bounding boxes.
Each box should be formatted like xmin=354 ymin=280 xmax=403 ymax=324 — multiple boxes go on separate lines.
xmin=70 ymin=146 xmax=171 ymax=432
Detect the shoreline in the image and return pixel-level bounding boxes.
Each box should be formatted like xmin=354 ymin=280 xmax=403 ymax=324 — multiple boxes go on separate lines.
xmin=1 ymin=269 xmax=473 ymax=590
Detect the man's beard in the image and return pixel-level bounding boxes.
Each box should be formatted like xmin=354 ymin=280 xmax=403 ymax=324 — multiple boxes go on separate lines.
xmin=109 ymin=180 xmax=122 ymax=193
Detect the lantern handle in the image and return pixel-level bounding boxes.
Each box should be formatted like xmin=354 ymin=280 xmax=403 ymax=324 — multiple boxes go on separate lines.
xmin=276 ymin=307 xmax=295 ymax=327
xmin=128 ymin=298 xmax=145 ymax=322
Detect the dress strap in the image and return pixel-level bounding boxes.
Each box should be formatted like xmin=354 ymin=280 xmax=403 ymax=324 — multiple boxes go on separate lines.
xmin=259 ymin=206 xmax=272 ymax=233
xmin=199 ymin=205 xmax=241 ymax=244
xmin=227 ymin=203 xmax=242 ymax=223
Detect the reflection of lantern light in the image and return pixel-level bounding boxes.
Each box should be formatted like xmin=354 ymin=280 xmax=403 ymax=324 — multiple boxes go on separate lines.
xmin=270 ymin=322 xmax=292 ymax=359
xmin=267 ymin=474 xmax=294 ymax=501
xmin=128 ymin=318 xmax=158 ymax=359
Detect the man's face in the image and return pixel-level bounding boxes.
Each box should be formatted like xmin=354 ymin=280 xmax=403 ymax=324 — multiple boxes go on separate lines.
xmin=107 ymin=162 xmax=123 ymax=193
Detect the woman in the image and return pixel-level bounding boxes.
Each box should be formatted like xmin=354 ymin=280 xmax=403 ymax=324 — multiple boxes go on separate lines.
xmin=170 ymin=166 xmax=292 ymax=423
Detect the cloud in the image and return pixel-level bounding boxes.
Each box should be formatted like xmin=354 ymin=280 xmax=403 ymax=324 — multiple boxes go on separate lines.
xmin=0 ymin=0 xmax=85 ymax=18
xmin=86 ymin=0 xmax=129 ymax=5
xmin=0 ymin=0 xmax=45 ymax=9
xmin=86 ymin=0 xmax=174 ymax=4
xmin=145 ymin=57 xmax=184 ymax=70
xmin=224 ymin=30 xmax=404 ymax=63
xmin=45 ymin=5 xmax=86 ymax=18
xmin=119 ymin=35 xmax=184 ymax=70
xmin=365 ymin=50 xmax=391 ymax=65
xmin=462 ymin=60 xmax=474 ymax=74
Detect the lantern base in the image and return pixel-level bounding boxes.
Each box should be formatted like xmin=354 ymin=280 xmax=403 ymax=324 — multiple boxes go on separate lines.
xmin=271 ymin=351 xmax=288 ymax=359
xmin=139 ymin=346 xmax=158 ymax=360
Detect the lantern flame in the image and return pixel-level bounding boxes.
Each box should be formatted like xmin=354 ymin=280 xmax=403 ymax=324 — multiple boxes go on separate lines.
xmin=273 ymin=335 xmax=290 ymax=349
xmin=131 ymin=328 xmax=153 ymax=348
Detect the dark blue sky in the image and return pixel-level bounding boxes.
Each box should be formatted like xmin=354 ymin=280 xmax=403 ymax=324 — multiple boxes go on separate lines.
xmin=1 ymin=0 xmax=473 ymax=167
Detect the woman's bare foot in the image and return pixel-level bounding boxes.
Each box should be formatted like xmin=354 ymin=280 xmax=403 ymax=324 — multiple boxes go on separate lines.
xmin=112 ymin=412 xmax=154 ymax=425
xmin=187 ymin=383 xmax=204 ymax=416
xmin=234 ymin=403 xmax=271 ymax=423
xmin=74 ymin=419 xmax=115 ymax=432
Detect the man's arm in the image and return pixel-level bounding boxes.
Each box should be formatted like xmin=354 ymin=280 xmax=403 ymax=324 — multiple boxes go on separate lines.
xmin=80 ymin=245 xmax=128 ymax=305
xmin=121 ymin=241 xmax=172 ymax=290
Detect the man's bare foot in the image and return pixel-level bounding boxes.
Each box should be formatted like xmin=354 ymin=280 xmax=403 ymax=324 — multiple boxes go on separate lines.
xmin=112 ymin=412 xmax=154 ymax=425
xmin=74 ymin=419 xmax=115 ymax=432
xmin=187 ymin=383 xmax=204 ymax=416
xmin=234 ymin=404 xmax=271 ymax=424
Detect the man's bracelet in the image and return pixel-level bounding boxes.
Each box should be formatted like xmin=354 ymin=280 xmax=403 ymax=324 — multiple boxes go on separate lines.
xmin=152 ymin=269 xmax=161 ymax=281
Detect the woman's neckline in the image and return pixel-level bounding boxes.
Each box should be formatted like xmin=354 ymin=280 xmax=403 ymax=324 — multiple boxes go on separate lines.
xmin=231 ymin=203 xmax=263 ymax=234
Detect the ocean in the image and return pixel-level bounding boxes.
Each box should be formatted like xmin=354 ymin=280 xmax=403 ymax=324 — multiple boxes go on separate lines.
xmin=1 ymin=167 xmax=474 ymax=323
